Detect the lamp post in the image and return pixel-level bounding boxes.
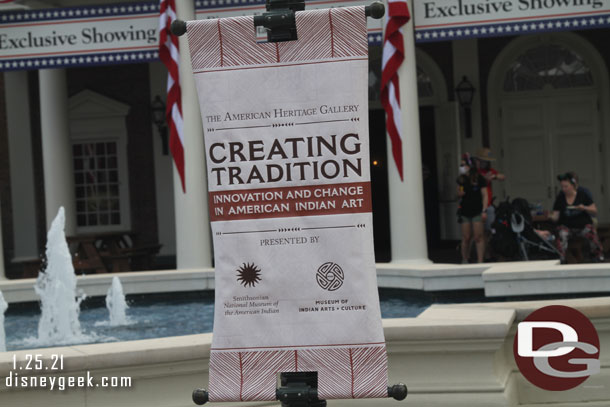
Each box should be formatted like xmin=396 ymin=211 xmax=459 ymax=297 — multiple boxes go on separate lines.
xmin=455 ymin=76 xmax=475 ymax=139
xmin=151 ymin=95 xmax=169 ymax=155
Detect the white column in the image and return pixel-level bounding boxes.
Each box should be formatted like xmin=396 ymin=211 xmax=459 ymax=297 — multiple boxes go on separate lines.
xmin=39 ymin=69 xmax=76 ymax=236
xmin=174 ymin=0 xmax=213 ymax=269
xmin=386 ymin=0 xmax=430 ymax=264
xmin=5 ymin=71 xmax=39 ymax=260
xmin=0 ymin=198 xmax=6 ymax=280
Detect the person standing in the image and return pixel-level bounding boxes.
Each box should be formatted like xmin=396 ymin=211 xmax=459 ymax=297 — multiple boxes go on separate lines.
xmin=474 ymin=147 xmax=505 ymax=230
xmin=457 ymin=153 xmax=488 ymax=263
xmin=550 ymin=172 xmax=604 ymax=263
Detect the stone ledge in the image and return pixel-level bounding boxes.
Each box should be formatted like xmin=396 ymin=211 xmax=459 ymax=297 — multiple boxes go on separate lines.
xmin=0 ymin=269 xmax=215 ymax=303
xmin=0 ymin=305 xmax=516 ymax=376
xmin=483 ymin=262 xmax=610 ymax=297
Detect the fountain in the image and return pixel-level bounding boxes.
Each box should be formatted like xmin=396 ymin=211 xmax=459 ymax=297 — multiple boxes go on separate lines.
xmin=105 ymin=276 xmax=129 ymax=326
xmin=0 ymin=290 xmax=7 ymax=352
xmin=33 ymin=207 xmax=92 ymax=347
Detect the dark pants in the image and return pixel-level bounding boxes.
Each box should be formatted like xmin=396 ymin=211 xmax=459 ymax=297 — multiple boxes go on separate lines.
xmin=555 ymin=224 xmax=603 ymax=261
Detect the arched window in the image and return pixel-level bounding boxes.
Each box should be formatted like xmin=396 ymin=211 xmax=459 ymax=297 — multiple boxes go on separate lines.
xmin=503 ymin=44 xmax=593 ymax=92
xmin=417 ymin=65 xmax=434 ymax=98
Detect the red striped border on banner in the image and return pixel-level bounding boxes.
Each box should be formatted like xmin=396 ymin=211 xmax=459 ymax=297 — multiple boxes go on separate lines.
xmin=187 ymin=6 xmax=367 ymax=70
xmin=208 ymin=345 xmax=387 ymax=401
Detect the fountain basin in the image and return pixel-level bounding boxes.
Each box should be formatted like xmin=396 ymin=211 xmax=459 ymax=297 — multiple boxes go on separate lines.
xmin=1 ymin=296 xmax=609 ymax=407
xmin=3 ymin=288 xmax=490 ymax=351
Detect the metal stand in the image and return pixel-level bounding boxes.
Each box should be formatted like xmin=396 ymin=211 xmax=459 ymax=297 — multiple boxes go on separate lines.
xmin=277 ymin=372 xmax=327 ymax=407
xmin=193 ymin=372 xmax=408 ymax=406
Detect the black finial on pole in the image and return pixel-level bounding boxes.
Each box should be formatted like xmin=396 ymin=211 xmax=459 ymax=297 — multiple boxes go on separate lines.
xmin=388 ymin=383 xmax=408 ymax=401
xmin=170 ymin=19 xmax=187 ymax=36
xmin=192 ymin=388 xmax=209 ymax=405
xmin=365 ymin=1 xmax=385 ymax=19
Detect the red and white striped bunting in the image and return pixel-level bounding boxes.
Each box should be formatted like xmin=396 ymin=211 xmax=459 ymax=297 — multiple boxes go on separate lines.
xmin=159 ymin=0 xmax=185 ymax=192
xmin=381 ymin=0 xmax=411 ymax=181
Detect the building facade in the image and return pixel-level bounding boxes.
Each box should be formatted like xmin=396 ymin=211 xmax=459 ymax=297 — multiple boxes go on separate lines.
xmin=0 ymin=0 xmax=609 ymax=277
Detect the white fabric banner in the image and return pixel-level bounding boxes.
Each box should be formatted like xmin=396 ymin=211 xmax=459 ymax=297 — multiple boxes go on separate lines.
xmin=186 ymin=7 xmax=387 ymax=402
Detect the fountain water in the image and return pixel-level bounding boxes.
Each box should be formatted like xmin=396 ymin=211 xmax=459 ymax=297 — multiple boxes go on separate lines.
xmin=33 ymin=207 xmax=92 ymax=346
xmin=106 ymin=276 xmax=129 ymax=326
xmin=0 ymin=290 xmax=7 ymax=352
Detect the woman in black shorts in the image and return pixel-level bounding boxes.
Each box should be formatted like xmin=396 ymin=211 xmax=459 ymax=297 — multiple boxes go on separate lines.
xmin=457 ymin=153 xmax=488 ymax=263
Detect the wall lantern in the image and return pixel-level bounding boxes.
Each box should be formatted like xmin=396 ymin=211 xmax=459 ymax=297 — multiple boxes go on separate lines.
xmin=151 ymin=95 xmax=169 ymax=155
xmin=455 ymin=76 xmax=475 ymax=139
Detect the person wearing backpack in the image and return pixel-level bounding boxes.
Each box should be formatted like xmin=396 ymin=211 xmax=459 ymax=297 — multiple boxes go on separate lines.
xmin=457 ymin=153 xmax=489 ymax=263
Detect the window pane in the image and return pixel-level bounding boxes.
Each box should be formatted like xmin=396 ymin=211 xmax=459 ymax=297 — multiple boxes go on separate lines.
xmin=417 ymin=65 xmax=434 ymax=98
xmin=72 ymin=140 xmax=122 ymax=229
xmin=109 ymin=184 xmax=119 ymax=197
xmin=504 ymin=44 xmax=593 ymax=92
xmin=87 ymin=198 xmax=98 ymax=211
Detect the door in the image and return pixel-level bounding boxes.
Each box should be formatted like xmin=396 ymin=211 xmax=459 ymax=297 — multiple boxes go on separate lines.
xmin=550 ymin=94 xmax=602 ymax=203
xmin=501 ymin=98 xmax=552 ymax=208
xmin=500 ymin=91 xmax=602 ymax=215
xmin=419 ymin=106 xmax=440 ymax=248
xmin=435 ymin=101 xmax=461 ymax=240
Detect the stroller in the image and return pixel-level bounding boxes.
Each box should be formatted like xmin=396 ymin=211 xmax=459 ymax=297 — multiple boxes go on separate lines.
xmin=489 ymin=197 xmax=561 ymax=261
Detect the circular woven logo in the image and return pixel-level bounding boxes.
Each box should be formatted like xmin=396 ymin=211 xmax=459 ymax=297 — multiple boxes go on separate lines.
xmin=316 ymin=262 xmax=344 ymax=291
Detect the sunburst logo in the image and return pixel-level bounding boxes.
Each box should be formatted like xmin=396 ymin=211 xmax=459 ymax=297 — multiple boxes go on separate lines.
xmin=236 ymin=262 xmax=262 ymax=287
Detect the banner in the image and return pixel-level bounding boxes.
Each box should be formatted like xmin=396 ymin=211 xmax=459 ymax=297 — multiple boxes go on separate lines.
xmin=0 ymin=2 xmax=160 ymax=71
xmin=414 ymin=0 xmax=610 ymax=42
xmin=186 ymin=6 xmax=387 ymax=402
xmin=2 ymin=0 xmax=609 ymax=71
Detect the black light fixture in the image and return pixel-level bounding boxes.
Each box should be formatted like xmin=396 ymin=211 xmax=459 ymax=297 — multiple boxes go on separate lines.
xmin=151 ymin=95 xmax=169 ymax=155
xmin=455 ymin=76 xmax=476 ymax=139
